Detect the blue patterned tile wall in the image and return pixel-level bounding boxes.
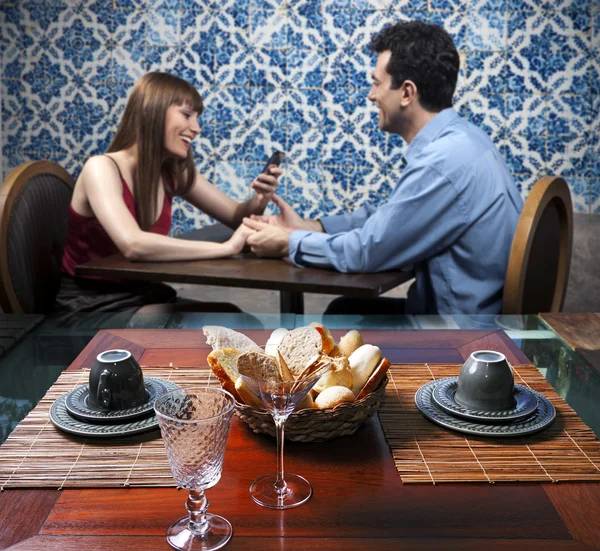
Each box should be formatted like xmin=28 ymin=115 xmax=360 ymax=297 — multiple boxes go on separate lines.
xmin=1 ymin=0 xmax=599 ymax=233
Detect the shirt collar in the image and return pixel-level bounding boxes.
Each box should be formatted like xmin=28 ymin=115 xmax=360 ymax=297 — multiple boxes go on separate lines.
xmin=404 ymin=107 xmax=459 ymax=163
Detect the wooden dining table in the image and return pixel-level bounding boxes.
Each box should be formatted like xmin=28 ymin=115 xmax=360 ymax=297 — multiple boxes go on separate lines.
xmin=75 ymin=224 xmax=413 ymax=315
xmin=1 ymin=327 xmax=599 ymax=551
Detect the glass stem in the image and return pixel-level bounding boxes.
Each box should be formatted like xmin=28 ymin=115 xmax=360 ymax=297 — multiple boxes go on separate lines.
xmin=274 ymin=417 xmax=287 ymax=496
xmin=186 ymin=489 xmax=210 ymax=536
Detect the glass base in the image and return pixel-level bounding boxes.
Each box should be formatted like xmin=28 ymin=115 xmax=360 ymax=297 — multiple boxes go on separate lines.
xmin=250 ymin=473 xmax=313 ymax=509
xmin=166 ymin=513 xmax=232 ymax=551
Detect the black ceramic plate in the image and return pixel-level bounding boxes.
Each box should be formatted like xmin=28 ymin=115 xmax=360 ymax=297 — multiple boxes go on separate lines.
xmin=50 ymin=380 xmax=179 ymax=438
xmin=415 ymin=379 xmax=555 ymax=438
xmin=64 ymin=378 xmax=172 ymax=424
xmin=431 ymin=377 xmax=539 ymax=423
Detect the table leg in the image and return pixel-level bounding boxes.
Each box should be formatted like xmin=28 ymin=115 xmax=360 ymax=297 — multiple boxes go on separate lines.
xmin=280 ymin=291 xmax=304 ymax=315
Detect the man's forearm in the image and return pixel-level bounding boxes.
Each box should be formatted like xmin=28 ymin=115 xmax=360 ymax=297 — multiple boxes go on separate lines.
xmin=306 ymin=219 xmax=325 ymax=232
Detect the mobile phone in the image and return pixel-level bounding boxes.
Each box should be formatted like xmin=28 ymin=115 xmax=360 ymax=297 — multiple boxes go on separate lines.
xmin=261 ymin=150 xmax=286 ymax=174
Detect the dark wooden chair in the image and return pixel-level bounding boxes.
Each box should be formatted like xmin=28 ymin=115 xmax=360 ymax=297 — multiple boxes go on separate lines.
xmin=0 ymin=161 xmax=74 ymax=314
xmin=503 ymin=176 xmax=573 ymax=315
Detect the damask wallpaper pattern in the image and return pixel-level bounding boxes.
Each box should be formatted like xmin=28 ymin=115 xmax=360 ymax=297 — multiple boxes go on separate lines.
xmin=1 ymin=0 xmax=599 ymax=234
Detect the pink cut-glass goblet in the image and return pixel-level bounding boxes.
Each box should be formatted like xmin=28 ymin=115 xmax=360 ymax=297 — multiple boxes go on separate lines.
xmin=154 ymin=386 xmax=235 ymax=551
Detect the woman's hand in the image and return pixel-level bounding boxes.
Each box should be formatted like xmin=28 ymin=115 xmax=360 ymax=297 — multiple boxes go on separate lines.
xmin=251 ymin=166 xmax=283 ymax=202
xmin=225 ymin=223 xmax=254 ymax=256
xmin=182 ymin=164 xmax=287 ymax=229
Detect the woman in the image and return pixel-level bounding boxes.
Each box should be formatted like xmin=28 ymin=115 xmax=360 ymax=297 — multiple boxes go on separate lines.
xmin=56 ymin=72 xmax=281 ymax=314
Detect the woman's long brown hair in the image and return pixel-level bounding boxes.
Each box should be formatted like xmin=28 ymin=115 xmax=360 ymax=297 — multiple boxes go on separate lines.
xmin=107 ymin=72 xmax=203 ymax=231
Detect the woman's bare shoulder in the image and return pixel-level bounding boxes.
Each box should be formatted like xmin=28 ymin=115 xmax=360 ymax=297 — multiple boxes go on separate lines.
xmin=80 ymin=155 xmax=121 ymax=181
xmin=82 ymin=154 xmax=115 ymax=172
xmin=77 ymin=155 xmax=123 ymax=193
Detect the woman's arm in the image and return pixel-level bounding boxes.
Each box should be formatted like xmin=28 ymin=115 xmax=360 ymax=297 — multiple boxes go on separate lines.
xmin=79 ymin=156 xmax=251 ymax=262
xmin=182 ymin=166 xmax=283 ymax=229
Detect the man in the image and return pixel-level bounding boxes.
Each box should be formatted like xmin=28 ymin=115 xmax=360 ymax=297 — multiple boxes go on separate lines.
xmin=243 ymin=20 xmax=523 ymax=315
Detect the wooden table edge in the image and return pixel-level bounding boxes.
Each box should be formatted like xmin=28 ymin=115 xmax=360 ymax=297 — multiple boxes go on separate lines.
xmin=76 ymin=255 xmax=413 ymax=297
xmin=6 ymin=535 xmax=596 ymax=551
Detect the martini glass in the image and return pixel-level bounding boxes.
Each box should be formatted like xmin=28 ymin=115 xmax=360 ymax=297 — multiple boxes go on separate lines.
xmin=237 ymin=363 xmax=331 ymax=509
xmin=154 ymin=386 xmax=235 ymax=551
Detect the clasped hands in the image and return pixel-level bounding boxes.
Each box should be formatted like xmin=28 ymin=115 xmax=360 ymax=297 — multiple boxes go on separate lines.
xmin=228 ymin=194 xmax=317 ymax=259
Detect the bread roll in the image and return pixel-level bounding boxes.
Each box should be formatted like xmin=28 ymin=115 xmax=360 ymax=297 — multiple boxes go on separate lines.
xmin=309 ymin=322 xmax=335 ymax=355
xmin=296 ymin=391 xmax=315 ymax=411
xmin=295 ymin=354 xmax=330 ymax=382
xmin=313 ymin=355 xmax=352 ymax=393
xmin=338 ymin=330 xmax=363 ymax=358
xmin=349 ymin=344 xmax=382 ymax=395
xmin=329 ymin=345 xmax=345 ymax=358
xmin=315 ymin=386 xmax=355 ymax=409
xmin=265 ymin=328 xmax=289 ymax=358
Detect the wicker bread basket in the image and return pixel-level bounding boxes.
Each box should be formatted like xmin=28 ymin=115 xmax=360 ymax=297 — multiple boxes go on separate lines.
xmin=235 ymin=376 xmax=388 ymax=442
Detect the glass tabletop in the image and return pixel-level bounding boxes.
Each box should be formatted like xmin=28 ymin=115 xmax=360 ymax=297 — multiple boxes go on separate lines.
xmin=1 ymin=312 xmax=598 ymax=444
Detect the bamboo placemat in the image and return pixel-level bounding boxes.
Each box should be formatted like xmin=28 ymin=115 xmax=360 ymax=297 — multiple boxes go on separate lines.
xmin=380 ymin=363 xmax=600 ymax=484
xmin=2 ymin=364 xmax=600 ymax=489
xmin=0 ymin=368 xmax=220 ymax=490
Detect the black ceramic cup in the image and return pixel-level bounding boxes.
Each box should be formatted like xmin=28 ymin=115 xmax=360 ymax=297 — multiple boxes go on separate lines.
xmin=88 ymin=349 xmax=148 ymax=411
xmin=454 ymin=350 xmax=515 ymax=412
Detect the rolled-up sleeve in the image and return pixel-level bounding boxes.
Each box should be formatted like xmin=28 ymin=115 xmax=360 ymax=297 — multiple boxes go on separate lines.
xmin=319 ymin=205 xmax=378 ymax=234
xmin=289 ymin=164 xmax=469 ymax=273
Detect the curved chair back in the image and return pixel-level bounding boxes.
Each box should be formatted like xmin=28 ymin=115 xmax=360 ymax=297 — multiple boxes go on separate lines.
xmin=503 ymin=176 xmax=573 ymax=315
xmin=0 ymin=161 xmax=74 ymax=314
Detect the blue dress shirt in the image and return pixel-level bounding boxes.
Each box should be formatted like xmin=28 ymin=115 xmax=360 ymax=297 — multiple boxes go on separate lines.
xmin=288 ymin=108 xmax=524 ymax=315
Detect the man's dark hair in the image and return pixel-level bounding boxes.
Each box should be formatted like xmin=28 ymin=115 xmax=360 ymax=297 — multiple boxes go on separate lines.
xmin=369 ymin=20 xmax=459 ymax=112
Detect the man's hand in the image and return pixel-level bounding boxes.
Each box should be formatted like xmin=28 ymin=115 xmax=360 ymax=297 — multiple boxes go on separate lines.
xmin=249 ymin=194 xmax=323 ymax=232
xmin=243 ymin=217 xmax=292 ymax=258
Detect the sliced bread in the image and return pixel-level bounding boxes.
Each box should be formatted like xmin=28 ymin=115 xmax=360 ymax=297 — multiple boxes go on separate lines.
xmin=203 ymin=326 xmax=261 ymax=352
xmin=235 ymin=377 xmax=263 ymax=409
xmin=236 ymin=350 xmax=281 ymax=382
xmin=356 ymin=357 xmax=390 ymax=400
xmin=277 ymin=350 xmax=295 ymax=381
xmin=278 ymin=326 xmax=323 ymax=378
xmin=207 ymin=347 xmax=243 ymax=402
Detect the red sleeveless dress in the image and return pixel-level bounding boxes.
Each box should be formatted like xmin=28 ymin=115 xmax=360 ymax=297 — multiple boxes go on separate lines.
xmin=61 ymin=178 xmax=172 ymax=277
xmin=55 ymin=178 xmax=176 ymax=313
